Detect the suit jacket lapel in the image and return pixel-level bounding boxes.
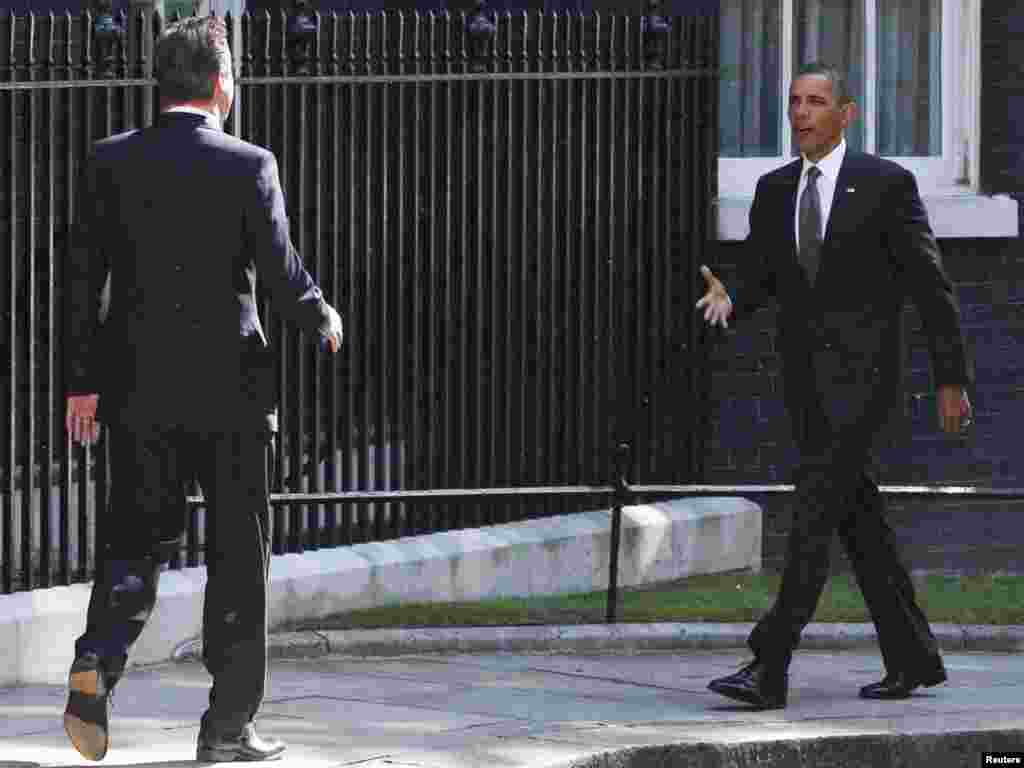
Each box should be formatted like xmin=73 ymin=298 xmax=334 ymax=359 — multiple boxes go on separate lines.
xmin=781 ymin=160 xmax=801 ymax=258
xmin=824 ymin=152 xmax=859 ymax=244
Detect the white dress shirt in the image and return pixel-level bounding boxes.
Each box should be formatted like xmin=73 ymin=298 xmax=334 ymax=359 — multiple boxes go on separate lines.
xmin=794 ymin=137 xmax=846 ymax=251
xmin=164 ymin=105 xmax=217 ymax=120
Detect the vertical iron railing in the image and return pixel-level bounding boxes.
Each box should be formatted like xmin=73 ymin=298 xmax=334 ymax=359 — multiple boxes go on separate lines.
xmin=1 ymin=7 xmax=717 ymax=594
xmin=232 ymin=9 xmax=715 ymax=558
xmin=2 ymin=9 xmax=157 ymax=593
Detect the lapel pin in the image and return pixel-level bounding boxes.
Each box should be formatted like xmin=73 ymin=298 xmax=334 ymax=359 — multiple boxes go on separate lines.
xmin=846 ymin=187 xmax=856 ymax=193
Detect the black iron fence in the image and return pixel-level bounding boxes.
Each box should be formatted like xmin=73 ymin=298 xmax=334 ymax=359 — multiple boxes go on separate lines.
xmin=1 ymin=7 xmax=718 ymax=594
xmin=236 ymin=8 xmax=720 ymax=552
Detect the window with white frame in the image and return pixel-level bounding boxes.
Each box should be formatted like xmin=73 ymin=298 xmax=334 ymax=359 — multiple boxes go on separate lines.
xmin=718 ymin=0 xmax=978 ymax=199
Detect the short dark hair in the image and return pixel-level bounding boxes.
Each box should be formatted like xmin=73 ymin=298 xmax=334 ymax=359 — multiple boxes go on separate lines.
xmin=794 ymin=62 xmax=852 ymax=106
xmin=154 ymin=16 xmax=230 ymax=103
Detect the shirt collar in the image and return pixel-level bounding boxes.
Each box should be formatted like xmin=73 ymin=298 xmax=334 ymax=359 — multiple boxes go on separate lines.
xmin=159 ymin=105 xmax=222 ymax=131
xmin=164 ymin=105 xmax=217 ymax=119
xmin=801 ymin=137 xmax=846 ymax=183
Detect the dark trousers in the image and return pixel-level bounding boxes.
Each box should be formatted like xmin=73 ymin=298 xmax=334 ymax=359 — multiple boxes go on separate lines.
xmin=74 ymin=424 xmax=273 ymax=737
xmin=747 ymin=396 xmax=944 ymax=678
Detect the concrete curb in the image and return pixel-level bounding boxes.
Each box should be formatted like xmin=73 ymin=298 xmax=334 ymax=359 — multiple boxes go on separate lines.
xmin=171 ymin=622 xmax=1024 ymax=661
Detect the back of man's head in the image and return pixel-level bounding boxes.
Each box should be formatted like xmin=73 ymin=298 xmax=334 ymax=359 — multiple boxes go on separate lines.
xmin=154 ymin=16 xmax=230 ymax=104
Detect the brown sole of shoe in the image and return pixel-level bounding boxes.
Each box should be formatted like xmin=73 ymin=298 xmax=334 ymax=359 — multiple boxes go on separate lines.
xmin=65 ymin=669 xmax=109 ymax=761
xmin=64 ymin=712 xmax=108 ymax=761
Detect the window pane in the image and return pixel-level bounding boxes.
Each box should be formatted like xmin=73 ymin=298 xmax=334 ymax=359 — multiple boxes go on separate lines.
xmin=877 ymin=0 xmax=941 ymax=156
xmin=793 ymin=0 xmax=864 ymax=152
xmin=720 ymin=0 xmax=782 ymax=158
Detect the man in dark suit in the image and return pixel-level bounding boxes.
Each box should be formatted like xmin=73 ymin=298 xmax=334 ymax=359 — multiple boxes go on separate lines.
xmin=63 ymin=15 xmax=343 ymax=762
xmin=698 ymin=62 xmax=973 ymax=709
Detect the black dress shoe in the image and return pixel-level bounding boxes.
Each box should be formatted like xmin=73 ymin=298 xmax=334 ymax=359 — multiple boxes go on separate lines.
xmin=64 ymin=653 xmax=112 ymax=761
xmin=196 ymin=723 xmax=287 ymax=762
xmin=859 ymin=667 xmax=947 ymax=700
xmin=707 ymin=659 xmax=788 ymax=709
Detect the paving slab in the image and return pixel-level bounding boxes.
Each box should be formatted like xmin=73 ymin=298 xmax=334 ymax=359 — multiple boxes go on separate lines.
xmin=0 ymin=648 xmax=1022 ymax=767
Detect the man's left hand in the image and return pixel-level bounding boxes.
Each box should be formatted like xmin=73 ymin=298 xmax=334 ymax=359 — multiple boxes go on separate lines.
xmin=937 ymin=384 xmax=972 ymax=435
xmin=66 ymin=394 xmax=100 ymax=445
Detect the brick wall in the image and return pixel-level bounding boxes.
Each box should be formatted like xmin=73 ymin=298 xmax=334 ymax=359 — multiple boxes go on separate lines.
xmin=981 ymin=2 xmax=1024 ymax=197
xmin=707 ymin=235 xmax=1024 ymax=574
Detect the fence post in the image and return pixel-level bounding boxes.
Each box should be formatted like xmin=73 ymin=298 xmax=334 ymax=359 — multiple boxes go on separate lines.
xmin=605 ymin=441 xmax=631 ymax=623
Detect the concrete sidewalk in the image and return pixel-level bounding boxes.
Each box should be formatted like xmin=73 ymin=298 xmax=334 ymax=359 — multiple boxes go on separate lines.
xmin=1 ymin=627 xmax=1022 ymax=767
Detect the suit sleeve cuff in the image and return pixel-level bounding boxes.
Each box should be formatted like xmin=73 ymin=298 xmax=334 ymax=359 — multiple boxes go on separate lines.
xmin=312 ymin=297 xmax=333 ymax=338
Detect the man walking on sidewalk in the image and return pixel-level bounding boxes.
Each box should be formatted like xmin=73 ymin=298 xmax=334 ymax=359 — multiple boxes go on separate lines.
xmin=696 ymin=62 xmax=973 ymax=709
xmin=63 ymin=15 xmax=343 ymax=762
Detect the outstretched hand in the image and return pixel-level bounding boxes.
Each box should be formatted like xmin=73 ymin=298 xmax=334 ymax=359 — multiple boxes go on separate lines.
xmin=322 ymin=304 xmax=343 ymax=353
xmin=695 ymin=265 xmax=733 ymax=329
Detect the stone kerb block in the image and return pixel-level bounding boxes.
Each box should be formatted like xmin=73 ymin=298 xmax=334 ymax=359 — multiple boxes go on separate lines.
xmin=268 ymin=497 xmax=762 ymax=628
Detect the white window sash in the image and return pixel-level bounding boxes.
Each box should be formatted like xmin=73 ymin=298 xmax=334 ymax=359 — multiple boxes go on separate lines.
xmin=885 ymin=0 xmax=964 ymax=190
xmin=717 ymin=0 xmax=980 ymax=199
xmin=863 ymin=0 xmax=877 ymax=155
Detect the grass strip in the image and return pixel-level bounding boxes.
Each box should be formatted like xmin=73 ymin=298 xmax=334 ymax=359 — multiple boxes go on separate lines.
xmin=280 ymin=571 xmax=1024 ymax=632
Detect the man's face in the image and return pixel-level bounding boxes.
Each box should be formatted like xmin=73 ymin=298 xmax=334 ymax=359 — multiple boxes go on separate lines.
xmin=788 ymin=74 xmax=855 ymax=162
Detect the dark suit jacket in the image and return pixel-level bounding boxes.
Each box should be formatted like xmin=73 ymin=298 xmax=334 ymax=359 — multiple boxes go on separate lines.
xmin=730 ymin=150 xmax=973 ymax=452
xmin=66 ymin=111 xmax=333 ymax=432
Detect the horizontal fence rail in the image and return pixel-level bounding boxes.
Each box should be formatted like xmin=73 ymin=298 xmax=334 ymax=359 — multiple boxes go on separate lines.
xmin=184 ymin=483 xmax=1024 ymax=506
xmin=630 ymin=485 xmax=1024 ymax=498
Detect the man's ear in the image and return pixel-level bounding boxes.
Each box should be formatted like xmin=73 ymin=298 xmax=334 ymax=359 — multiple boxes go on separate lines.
xmin=210 ymin=70 xmax=231 ymax=115
xmin=841 ymin=101 xmax=858 ymax=129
